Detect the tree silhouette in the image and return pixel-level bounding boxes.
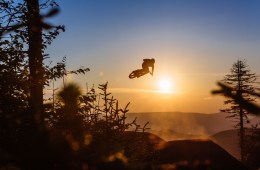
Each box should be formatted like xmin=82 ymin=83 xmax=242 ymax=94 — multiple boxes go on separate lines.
xmin=0 ymin=0 xmax=65 ymax=129
xmin=212 ymin=82 xmax=260 ymax=169
xmin=0 ymin=1 xmax=155 ymax=169
xmin=214 ymin=59 xmax=258 ymax=162
xmin=212 ymin=82 xmax=260 ymax=115
xmin=45 ymin=82 xmax=150 ymax=169
xmin=0 ymin=1 xmax=89 ymax=169
xmin=0 ymin=38 xmax=31 ymax=147
xmin=244 ymin=123 xmax=260 ymax=169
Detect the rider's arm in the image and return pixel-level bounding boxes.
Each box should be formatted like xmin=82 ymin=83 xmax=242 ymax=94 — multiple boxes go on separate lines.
xmin=150 ymin=66 xmax=154 ymax=76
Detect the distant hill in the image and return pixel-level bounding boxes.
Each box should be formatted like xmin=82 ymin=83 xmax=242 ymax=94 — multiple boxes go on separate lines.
xmin=121 ymin=132 xmax=249 ymax=170
xmin=149 ymin=129 xmax=205 ymax=141
xmin=127 ymin=112 xmax=226 ymax=141
xmin=210 ymin=129 xmax=240 ymax=160
xmin=210 ymin=128 xmax=260 ymax=160
xmin=126 ymin=112 xmax=260 ymax=141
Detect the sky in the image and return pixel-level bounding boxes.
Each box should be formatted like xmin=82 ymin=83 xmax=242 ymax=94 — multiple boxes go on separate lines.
xmin=46 ymin=0 xmax=260 ymax=113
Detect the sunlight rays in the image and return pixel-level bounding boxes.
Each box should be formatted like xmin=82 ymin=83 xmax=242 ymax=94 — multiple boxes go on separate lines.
xmin=157 ymin=77 xmax=175 ymax=94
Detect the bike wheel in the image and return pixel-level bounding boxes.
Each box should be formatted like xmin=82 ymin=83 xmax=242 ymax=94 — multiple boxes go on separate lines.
xmin=129 ymin=72 xmax=136 ymax=79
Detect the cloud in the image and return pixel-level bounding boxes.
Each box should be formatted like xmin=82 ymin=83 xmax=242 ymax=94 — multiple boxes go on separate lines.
xmin=104 ymin=88 xmax=179 ymax=95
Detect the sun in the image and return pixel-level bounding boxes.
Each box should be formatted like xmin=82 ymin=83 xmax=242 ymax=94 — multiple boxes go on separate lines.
xmin=158 ymin=78 xmax=173 ymax=93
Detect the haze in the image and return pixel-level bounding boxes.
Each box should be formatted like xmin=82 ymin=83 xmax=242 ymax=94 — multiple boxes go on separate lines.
xmin=48 ymin=0 xmax=260 ymax=113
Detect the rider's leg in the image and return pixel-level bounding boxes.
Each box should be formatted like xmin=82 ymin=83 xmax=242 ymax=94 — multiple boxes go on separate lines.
xmin=139 ymin=68 xmax=149 ymax=77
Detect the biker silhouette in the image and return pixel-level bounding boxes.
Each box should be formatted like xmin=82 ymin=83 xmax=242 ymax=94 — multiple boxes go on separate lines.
xmin=129 ymin=58 xmax=155 ymax=79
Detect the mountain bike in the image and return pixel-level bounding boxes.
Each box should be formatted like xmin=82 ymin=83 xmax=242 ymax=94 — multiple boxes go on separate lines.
xmin=129 ymin=69 xmax=150 ymax=79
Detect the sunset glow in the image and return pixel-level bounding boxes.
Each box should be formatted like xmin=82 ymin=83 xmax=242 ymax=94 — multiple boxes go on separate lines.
xmin=48 ymin=0 xmax=260 ymax=113
xmin=158 ymin=78 xmax=173 ymax=93
xmin=2 ymin=1 xmax=260 ymax=168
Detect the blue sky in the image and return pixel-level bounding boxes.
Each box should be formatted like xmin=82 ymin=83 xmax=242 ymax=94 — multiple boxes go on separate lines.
xmin=46 ymin=0 xmax=260 ymax=113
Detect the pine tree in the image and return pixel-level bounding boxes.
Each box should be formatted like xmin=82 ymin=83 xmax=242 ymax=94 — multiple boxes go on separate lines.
xmin=1 ymin=0 xmax=89 ymax=134
xmin=0 ymin=0 xmax=65 ymax=129
xmin=221 ymin=59 xmax=257 ymax=162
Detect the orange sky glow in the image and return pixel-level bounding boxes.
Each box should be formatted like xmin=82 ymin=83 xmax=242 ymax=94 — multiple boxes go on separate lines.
xmin=46 ymin=1 xmax=260 ymax=113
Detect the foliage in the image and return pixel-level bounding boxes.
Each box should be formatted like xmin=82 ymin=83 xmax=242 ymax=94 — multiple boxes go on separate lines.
xmin=0 ymin=0 xmax=64 ymax=44
xmin=0 ymin=1 xmax=89 ymax=168
xmin=0 ymin=0 xmax=66 ymax=126
xmin=0 ymin=32 xmax=32 ymax=144
xmin=244 ymin=123 xmax=260 ymax=169
xmin=212 ymin=82 xmax=260 ymax=115
xmin=219 ymin=60 xmax=257 ymax=125
xmin=0 ymin=39 xmax=29 ymax=112
xmin=44 ymin=82 xmax=152 ymax=169
xmin=0 ymin=0 xmax=89 ymax=133
xmin=212 ymin=81 xmax=260 ymax=168
xmin=212 ymin=80 xmax=260 ymax=168
xmin=45 ymin=56 xmax=90 ymax=85
xmin=212 ymin=59 xmax=259 ymax=162
xmin=0 ymin=1 xmax=154 ymax=169
xmin=50 ymin=81 xmax=142 ymax=141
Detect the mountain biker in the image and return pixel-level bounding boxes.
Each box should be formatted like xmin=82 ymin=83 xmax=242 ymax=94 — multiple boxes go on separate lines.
xmin=129 ymin=58 xmax=155 ymax=79
xmin=142 ymin=58 xmax=155 ymax=76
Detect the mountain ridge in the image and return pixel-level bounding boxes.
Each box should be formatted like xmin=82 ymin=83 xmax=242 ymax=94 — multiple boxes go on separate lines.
xmin=126 ymin=112 xmax=260 ymax=141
